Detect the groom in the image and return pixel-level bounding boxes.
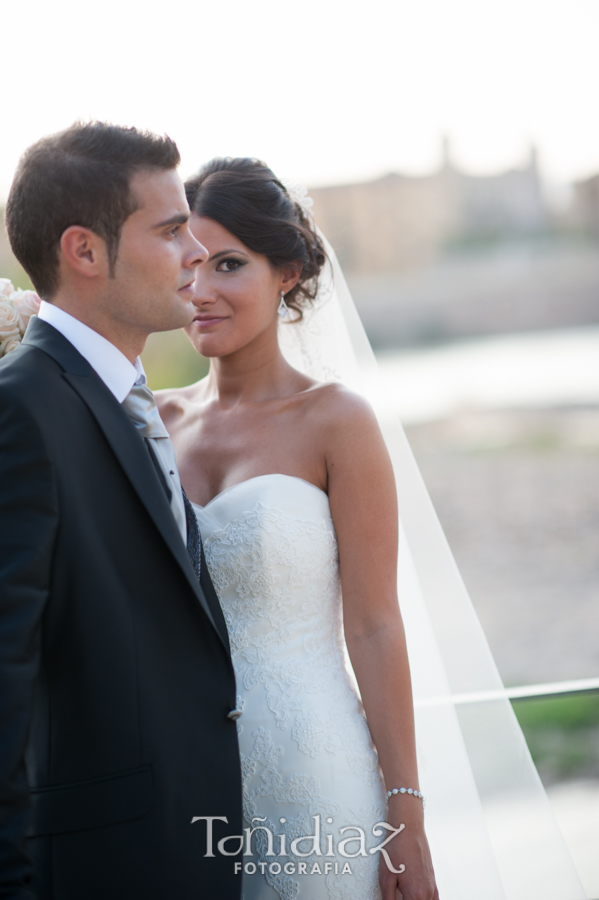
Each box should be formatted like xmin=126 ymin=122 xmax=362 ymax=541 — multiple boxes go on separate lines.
xmin=0 ymin=123 xmax=242 ymax=899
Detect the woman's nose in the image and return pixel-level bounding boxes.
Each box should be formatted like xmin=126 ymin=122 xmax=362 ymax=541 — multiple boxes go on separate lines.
xmin=191 ymin=272 xmax=216 ymax=306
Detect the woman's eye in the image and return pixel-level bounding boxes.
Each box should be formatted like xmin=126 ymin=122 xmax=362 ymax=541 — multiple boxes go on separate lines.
xmin=217 ymin=258 xmax=244 ymax=272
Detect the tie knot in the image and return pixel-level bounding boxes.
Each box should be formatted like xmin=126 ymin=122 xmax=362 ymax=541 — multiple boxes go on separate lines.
xmin=122 ymin=383 xmax=169 ymax=440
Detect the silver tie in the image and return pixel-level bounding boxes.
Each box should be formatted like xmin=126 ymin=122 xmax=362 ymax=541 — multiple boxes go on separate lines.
xmin=122 ymin=382 xmax=187 ymax=544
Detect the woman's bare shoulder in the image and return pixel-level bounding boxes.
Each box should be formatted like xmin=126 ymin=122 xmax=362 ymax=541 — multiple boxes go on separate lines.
xmin=155 ymin=381 xmax=203 ymax=427
xmin=303 ymin=381 xmax=379 ymax=432
xmin=302 ymin=382 xmax=391 ymax=484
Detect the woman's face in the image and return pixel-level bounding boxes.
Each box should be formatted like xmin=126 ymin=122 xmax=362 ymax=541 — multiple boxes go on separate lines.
xmin=185 ymin=215 xmax=297 ymax=359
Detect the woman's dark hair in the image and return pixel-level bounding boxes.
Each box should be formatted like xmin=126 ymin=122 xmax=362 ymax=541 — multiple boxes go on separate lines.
xmin=184 ymin=158 xmax=326 ymax=320
xmin=5 ymin=121 xmax=180 ymax=299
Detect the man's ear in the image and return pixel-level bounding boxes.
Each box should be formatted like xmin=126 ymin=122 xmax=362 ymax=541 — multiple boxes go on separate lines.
xmin=59 ymin=226 xmax=109 ymax=279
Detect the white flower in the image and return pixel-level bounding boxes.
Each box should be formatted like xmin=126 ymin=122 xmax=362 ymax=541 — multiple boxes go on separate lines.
xmin=283 ymin=181 xmax=314 ymax=219
xmin=0 ymin=278 xmax=15 ymax=298
xmin=0 ymin=334 xmax=22 ymax=357
xmin=13 ymin=289 xmax=41 ymax=332
xmin=0 ymin=299 xmax=20 ymax=339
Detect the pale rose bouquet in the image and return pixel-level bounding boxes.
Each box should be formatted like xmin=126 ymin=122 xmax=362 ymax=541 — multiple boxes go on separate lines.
xmin=0 ymin=278 xmax=41 ymax=358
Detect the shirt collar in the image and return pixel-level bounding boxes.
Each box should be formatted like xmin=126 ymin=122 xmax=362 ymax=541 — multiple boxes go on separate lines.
xmin=38 ymin=301 xmax=145 ymax=402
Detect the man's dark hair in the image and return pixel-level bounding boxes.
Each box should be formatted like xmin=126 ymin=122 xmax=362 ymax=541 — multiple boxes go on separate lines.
xmin=5 ymin=121 xmax=180 ymax=299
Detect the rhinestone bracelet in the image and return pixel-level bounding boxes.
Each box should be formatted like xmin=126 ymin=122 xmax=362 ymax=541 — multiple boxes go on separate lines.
xmin=386 ymin=787 xmax=425 ymax=807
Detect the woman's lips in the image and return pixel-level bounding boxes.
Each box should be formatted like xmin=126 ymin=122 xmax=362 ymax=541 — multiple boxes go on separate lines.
xmin=193 ymin=316 xmax=226 ymax=327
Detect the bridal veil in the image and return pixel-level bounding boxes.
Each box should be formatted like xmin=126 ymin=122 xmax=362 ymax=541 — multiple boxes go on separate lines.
xmin=278 ymin=231 xmax=586 ymax=900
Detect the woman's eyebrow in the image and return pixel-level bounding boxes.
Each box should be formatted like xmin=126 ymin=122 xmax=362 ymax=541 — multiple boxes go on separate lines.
xmin=210 ymin=249 xmax=249 ymax=261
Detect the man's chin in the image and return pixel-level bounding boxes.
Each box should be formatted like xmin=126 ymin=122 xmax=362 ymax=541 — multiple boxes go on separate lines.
xmin=153 ymin=303 xmax=196 ymax=333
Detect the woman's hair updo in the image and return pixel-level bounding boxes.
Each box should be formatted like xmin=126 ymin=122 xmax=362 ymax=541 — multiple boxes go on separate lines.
xmin=184 ymin=158 xmax=326 ymax=320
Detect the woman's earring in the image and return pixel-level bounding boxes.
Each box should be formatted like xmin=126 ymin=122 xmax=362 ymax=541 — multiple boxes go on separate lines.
xmin=277 ymin=290 xmax=289 ymax=319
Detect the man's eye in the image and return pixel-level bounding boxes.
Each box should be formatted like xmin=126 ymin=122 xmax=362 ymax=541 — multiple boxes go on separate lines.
xmin=217 ymin=258 xmax=244 ymax=272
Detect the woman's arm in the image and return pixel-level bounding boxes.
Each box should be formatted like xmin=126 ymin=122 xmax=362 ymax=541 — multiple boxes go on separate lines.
xmin=323 ymin=388 xmax=439 ymax=900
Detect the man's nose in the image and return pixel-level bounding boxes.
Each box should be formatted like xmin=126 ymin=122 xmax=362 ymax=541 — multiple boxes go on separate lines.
xmin=187 ymin=232 xmax=208 ymax=268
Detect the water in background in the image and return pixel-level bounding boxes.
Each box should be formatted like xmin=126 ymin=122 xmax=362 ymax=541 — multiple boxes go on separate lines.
xmin=376 ymin=325 xmax=599 ymax=424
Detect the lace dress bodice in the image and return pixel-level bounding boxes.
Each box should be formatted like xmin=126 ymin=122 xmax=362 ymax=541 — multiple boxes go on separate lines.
xmin=194 ymin=475 xmax=386 ymax=900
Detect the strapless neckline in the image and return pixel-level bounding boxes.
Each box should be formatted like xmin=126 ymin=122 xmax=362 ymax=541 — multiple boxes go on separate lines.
xmin=190 ymin=473 xmax=327 ymax=510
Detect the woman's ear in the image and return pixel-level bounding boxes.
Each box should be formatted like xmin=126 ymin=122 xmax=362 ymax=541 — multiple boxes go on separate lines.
xmin=279 ymin=261 xmax=303 ymax=293
xmin=59 ymin=226 xmax=109 ymax=280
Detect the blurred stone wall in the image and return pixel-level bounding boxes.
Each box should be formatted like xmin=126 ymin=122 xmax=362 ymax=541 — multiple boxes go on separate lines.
xmin=348 ymin=243 xmax=599 ymax=348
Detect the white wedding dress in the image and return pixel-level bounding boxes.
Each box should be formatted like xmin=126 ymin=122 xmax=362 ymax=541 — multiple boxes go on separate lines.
xmin=189 ymin=230 xmax=586 ymax=900
xmin=193 ymin=474 xmax=388 ymax=900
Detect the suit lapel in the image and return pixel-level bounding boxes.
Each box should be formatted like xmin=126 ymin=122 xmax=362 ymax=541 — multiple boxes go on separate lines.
xmin=23 ymin=318 xmax=226 ymax=649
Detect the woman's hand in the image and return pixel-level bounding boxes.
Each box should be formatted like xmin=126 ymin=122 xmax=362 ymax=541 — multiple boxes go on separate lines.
xmin=378 ymin=801 xmax=439 ymax=900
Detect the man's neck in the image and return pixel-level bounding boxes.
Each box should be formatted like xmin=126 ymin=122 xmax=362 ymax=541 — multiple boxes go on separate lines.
xmin=46 ymin=296 xmax=145 ymax=364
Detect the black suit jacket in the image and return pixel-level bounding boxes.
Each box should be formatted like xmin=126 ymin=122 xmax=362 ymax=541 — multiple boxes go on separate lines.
xmin=0 ymin=318 xmax=242 ymax=900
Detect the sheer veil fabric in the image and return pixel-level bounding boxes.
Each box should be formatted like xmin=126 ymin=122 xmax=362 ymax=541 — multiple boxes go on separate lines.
xmin=278 ymin=233 xmax=586 ymax=900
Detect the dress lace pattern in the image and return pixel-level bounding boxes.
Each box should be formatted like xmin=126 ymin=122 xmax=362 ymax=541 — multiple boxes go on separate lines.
xmin=194 ymin=475 xmax=387 ymax=900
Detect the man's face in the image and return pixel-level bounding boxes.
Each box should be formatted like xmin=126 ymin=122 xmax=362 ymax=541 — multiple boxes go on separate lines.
xmin=103 ymin=168 xmax=207 ymax=335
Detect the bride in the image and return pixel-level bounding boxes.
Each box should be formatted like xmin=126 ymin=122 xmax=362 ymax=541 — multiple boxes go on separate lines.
xmin=156 ymin=157 xmax=439 ymax=900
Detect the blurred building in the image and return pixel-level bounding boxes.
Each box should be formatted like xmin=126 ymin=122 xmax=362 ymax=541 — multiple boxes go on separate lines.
xmin=310 ymin=139 xmax=547 ymax=275
xmin=574 ymin=173 xmax=599 ymax=237
xmin=309 ymin=144 xmax=599 ymax=347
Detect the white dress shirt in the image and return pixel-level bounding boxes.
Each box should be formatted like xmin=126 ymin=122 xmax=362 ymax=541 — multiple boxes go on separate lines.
xmin=37 ymin=301 xmax=145 ymax=400
xmin=37 ymin=302 xmax=188 ymax=544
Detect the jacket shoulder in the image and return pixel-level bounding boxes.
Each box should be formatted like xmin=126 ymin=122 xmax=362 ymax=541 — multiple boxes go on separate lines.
xmin=0 ymin=345 xmax=68 ymax=431
xmin=0 ymin=343 xmax=62 ymax=391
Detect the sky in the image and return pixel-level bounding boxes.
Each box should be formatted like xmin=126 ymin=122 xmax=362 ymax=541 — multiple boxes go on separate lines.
xmin=1 ymin=0 xmax=599 ymax=200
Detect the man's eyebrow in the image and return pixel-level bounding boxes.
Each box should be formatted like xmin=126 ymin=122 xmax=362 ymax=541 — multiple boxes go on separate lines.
xmin=153 ymin=213 xmax=190 ymax=229
xmin=209 ymin=249 xmax=249 ymax=261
